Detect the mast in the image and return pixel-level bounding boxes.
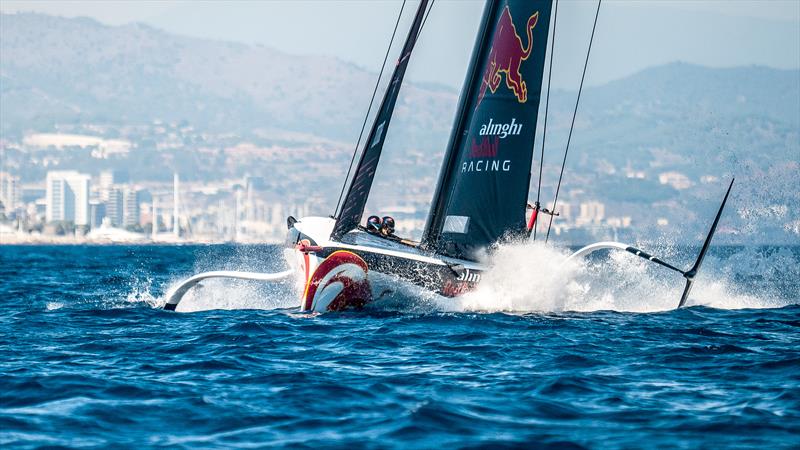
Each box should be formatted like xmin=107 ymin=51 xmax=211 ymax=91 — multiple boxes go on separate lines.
xmin=331 ymin=0 xmax=430 ymax=240
xmin=423 ymin=0 xmax=553 ymax=259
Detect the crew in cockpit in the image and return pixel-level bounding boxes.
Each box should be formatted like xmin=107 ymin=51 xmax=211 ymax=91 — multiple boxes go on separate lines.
xmin=366 ymin=215 xmax=383 ymax=235
xmin=380 ymin=216 xmax=399 ymax=241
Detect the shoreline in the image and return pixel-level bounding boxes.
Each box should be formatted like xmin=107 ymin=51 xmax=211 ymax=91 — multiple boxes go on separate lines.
xmin=0 ymin=234 xmax=284 ymax=246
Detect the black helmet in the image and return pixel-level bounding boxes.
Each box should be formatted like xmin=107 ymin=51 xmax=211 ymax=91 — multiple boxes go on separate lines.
xmin=381 ymin=216 xmax=395 ymax=234
xmin=366 ymin=215 xmax=382 ymax=233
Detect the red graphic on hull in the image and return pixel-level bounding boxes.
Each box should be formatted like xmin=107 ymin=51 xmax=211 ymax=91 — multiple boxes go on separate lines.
xmin=441 ymin=279 xmax=478 ymax=297
xmin=477 ymin=6 xmax=540 ymax=107
xmin=302 ymin=251 xmax=371 ymax=312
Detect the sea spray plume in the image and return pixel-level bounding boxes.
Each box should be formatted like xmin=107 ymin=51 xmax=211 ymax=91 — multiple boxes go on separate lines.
xmin=571 ymin=245 xmax=783 ymax=312
xmin=457 ymin=239 xmax=679 ymax=313
xmin=458 ymin=241 xmax=583 ymax=312
xmin=690 ymin=274 xmax=787 ymax=310
xmin=161 ymin=245 xmax=297 ymax=312
xmin=689 ymin=247 xmax=798 ymax=310
xmin=124 ymin=275 xmax=161 ymax=309
xmin=576 ymin=246 xmax=682 ymax=313
xmin=169 ymin=278 xmax=255 ymax=312
xmin=456 ymin=240 xmax=797 ymax=314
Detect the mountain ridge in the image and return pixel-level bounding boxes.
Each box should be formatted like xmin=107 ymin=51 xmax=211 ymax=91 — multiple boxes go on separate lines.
xmin=0 ymin=12 xmax=457 ymax=143
xmin=3 ymin=13 xmax=797 ymax=144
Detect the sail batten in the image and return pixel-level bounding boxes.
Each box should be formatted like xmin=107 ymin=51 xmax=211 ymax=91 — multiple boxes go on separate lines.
xmin=423 ymin=0 xmax=553 ymax=260
xmin=331 ymin=0 xmax=430 ymax=241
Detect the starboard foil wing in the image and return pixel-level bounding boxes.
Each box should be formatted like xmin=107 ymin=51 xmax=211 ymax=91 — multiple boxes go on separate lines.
xmin=423 ymin=0 xmax=553 ymax=260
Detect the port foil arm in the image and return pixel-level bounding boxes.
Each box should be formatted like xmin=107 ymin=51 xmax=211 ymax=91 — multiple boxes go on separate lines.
xmin=164 ymin=269 xmax=294 ymax=311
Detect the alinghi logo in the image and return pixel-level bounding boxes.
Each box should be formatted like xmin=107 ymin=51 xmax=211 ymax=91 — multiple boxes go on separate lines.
xmin=478 ymin=118 xmax=522 ymax=139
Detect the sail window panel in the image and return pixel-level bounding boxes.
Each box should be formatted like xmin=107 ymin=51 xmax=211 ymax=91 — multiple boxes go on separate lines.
xmin=443 ymin=215 xmax=470 ymax=234
xmin=370 ymin=122 xmax=386 ymax=148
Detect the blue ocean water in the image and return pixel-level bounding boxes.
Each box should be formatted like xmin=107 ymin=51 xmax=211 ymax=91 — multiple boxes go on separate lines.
xmin=0 ymin=244 xmax=798 ymax=448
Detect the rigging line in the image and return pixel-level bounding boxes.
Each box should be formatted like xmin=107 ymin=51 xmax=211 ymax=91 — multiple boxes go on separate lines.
xmin=545 ymin=0 xmax=601 ymax=243
xmin=419 ymin=0 xmax=435 ymax=39
xmin=532 ymin=0 xmax=559 ymax=241
xmin=335 ymin=0 xmax=407 ymax=216
xmin=399 ymin=0 xmax=435 ymax=65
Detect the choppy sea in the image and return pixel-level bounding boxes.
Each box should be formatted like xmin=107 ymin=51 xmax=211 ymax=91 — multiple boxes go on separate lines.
xmin=1 ymin=243 xmax=798 ymax=448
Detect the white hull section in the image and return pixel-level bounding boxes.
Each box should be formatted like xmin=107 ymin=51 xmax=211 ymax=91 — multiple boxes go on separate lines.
xmin=286 ymin=216 xmax=485 ymax=313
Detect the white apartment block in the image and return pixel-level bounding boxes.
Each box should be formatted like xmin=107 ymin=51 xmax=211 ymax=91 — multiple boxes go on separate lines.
xmin=46 ymin=171 xmax=91 ymax=226
xmin=0 ymin=172 xmax=20 ymax=211
xmin=122 ymin=187 xmax=140 ymax=227
xmin=576 ymin=201 xmax=606 ymax=226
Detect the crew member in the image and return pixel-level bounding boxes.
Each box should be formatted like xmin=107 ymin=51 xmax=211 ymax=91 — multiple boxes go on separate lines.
xmin=366 ymin=215 xmax=382 ymax=235
xmin=380 ymin=216 xmax=398 ymax=240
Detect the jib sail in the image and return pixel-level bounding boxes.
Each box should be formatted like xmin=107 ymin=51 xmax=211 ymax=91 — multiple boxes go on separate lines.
xmin=423 ymin=0 xmax=553 ymax=259
xmin=331 ymin=0 xmax=429 ymax=241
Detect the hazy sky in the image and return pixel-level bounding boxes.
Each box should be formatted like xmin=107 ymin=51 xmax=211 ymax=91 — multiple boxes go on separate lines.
xmin=2 ymin=0 xmax=799 ymax=89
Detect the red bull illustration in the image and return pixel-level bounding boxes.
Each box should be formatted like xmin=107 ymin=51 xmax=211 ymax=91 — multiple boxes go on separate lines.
xmin=469 ymin=136 xmax=499 ymax=158
xmin=477 ymin=6 xmax=540 ymax=106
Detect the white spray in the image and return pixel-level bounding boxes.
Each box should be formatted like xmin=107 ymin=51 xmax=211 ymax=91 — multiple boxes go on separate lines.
xmin=451 ymin=240 xmax=794 ymax=313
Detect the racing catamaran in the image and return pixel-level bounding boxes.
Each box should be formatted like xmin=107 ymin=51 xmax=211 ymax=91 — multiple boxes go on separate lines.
xmin=165 ymin=0 xmax=733 ymax=312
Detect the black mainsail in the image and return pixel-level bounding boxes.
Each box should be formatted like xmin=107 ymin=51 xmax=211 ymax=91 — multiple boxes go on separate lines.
xmin=423 ymin=0 xmax=553 ymax=260
xmin=331 ymin=0 xmax=430 ymax=240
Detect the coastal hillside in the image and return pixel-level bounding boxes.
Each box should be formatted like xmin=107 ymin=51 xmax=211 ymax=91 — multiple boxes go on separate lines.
xmin=1 ymin=12 xmax=798 ymax=241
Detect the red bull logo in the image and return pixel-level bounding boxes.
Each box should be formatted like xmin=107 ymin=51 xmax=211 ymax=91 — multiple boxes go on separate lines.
xmin=469 ymin=136 xmax=499 ymax=158
xmin=463 ymin=136 xmax=510 ymax=173
xmin=477 ymin=6 xmax=540 ymax=106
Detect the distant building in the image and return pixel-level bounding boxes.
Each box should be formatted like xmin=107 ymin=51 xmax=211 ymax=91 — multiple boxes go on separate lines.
xmin=122 ymin=187 xmax=140 ymax=227
xmin=105 ymin=188 xmax=124 ymax=226
xmin=625 ymin=170 xmax=647 ymax=179
xmin=658 ymin=171 xmax=692 ymax=190
xmin=558 ymin=202 xmax=573 ymax=221
xmin=45 ymin=171 xmax=91 ymax=225
xmin=244 ymin=176 xmax=266 ymax=221
xmin=606 ymin=216 xmax=632 ymax=228
xmin=0 ymin=172 xmax=20 ymax=212
xmin=98 ymin=170 xmax=115 ymax=199
xmin=33 ymin=199 xmax=47 ymax=219
xmin=576 ymin=201 xmax=605 ymax=226
xmin=700 ymin=175 xmax=720 ymax=184
xmin=89 ymin=201 xmax=106 ymax=229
